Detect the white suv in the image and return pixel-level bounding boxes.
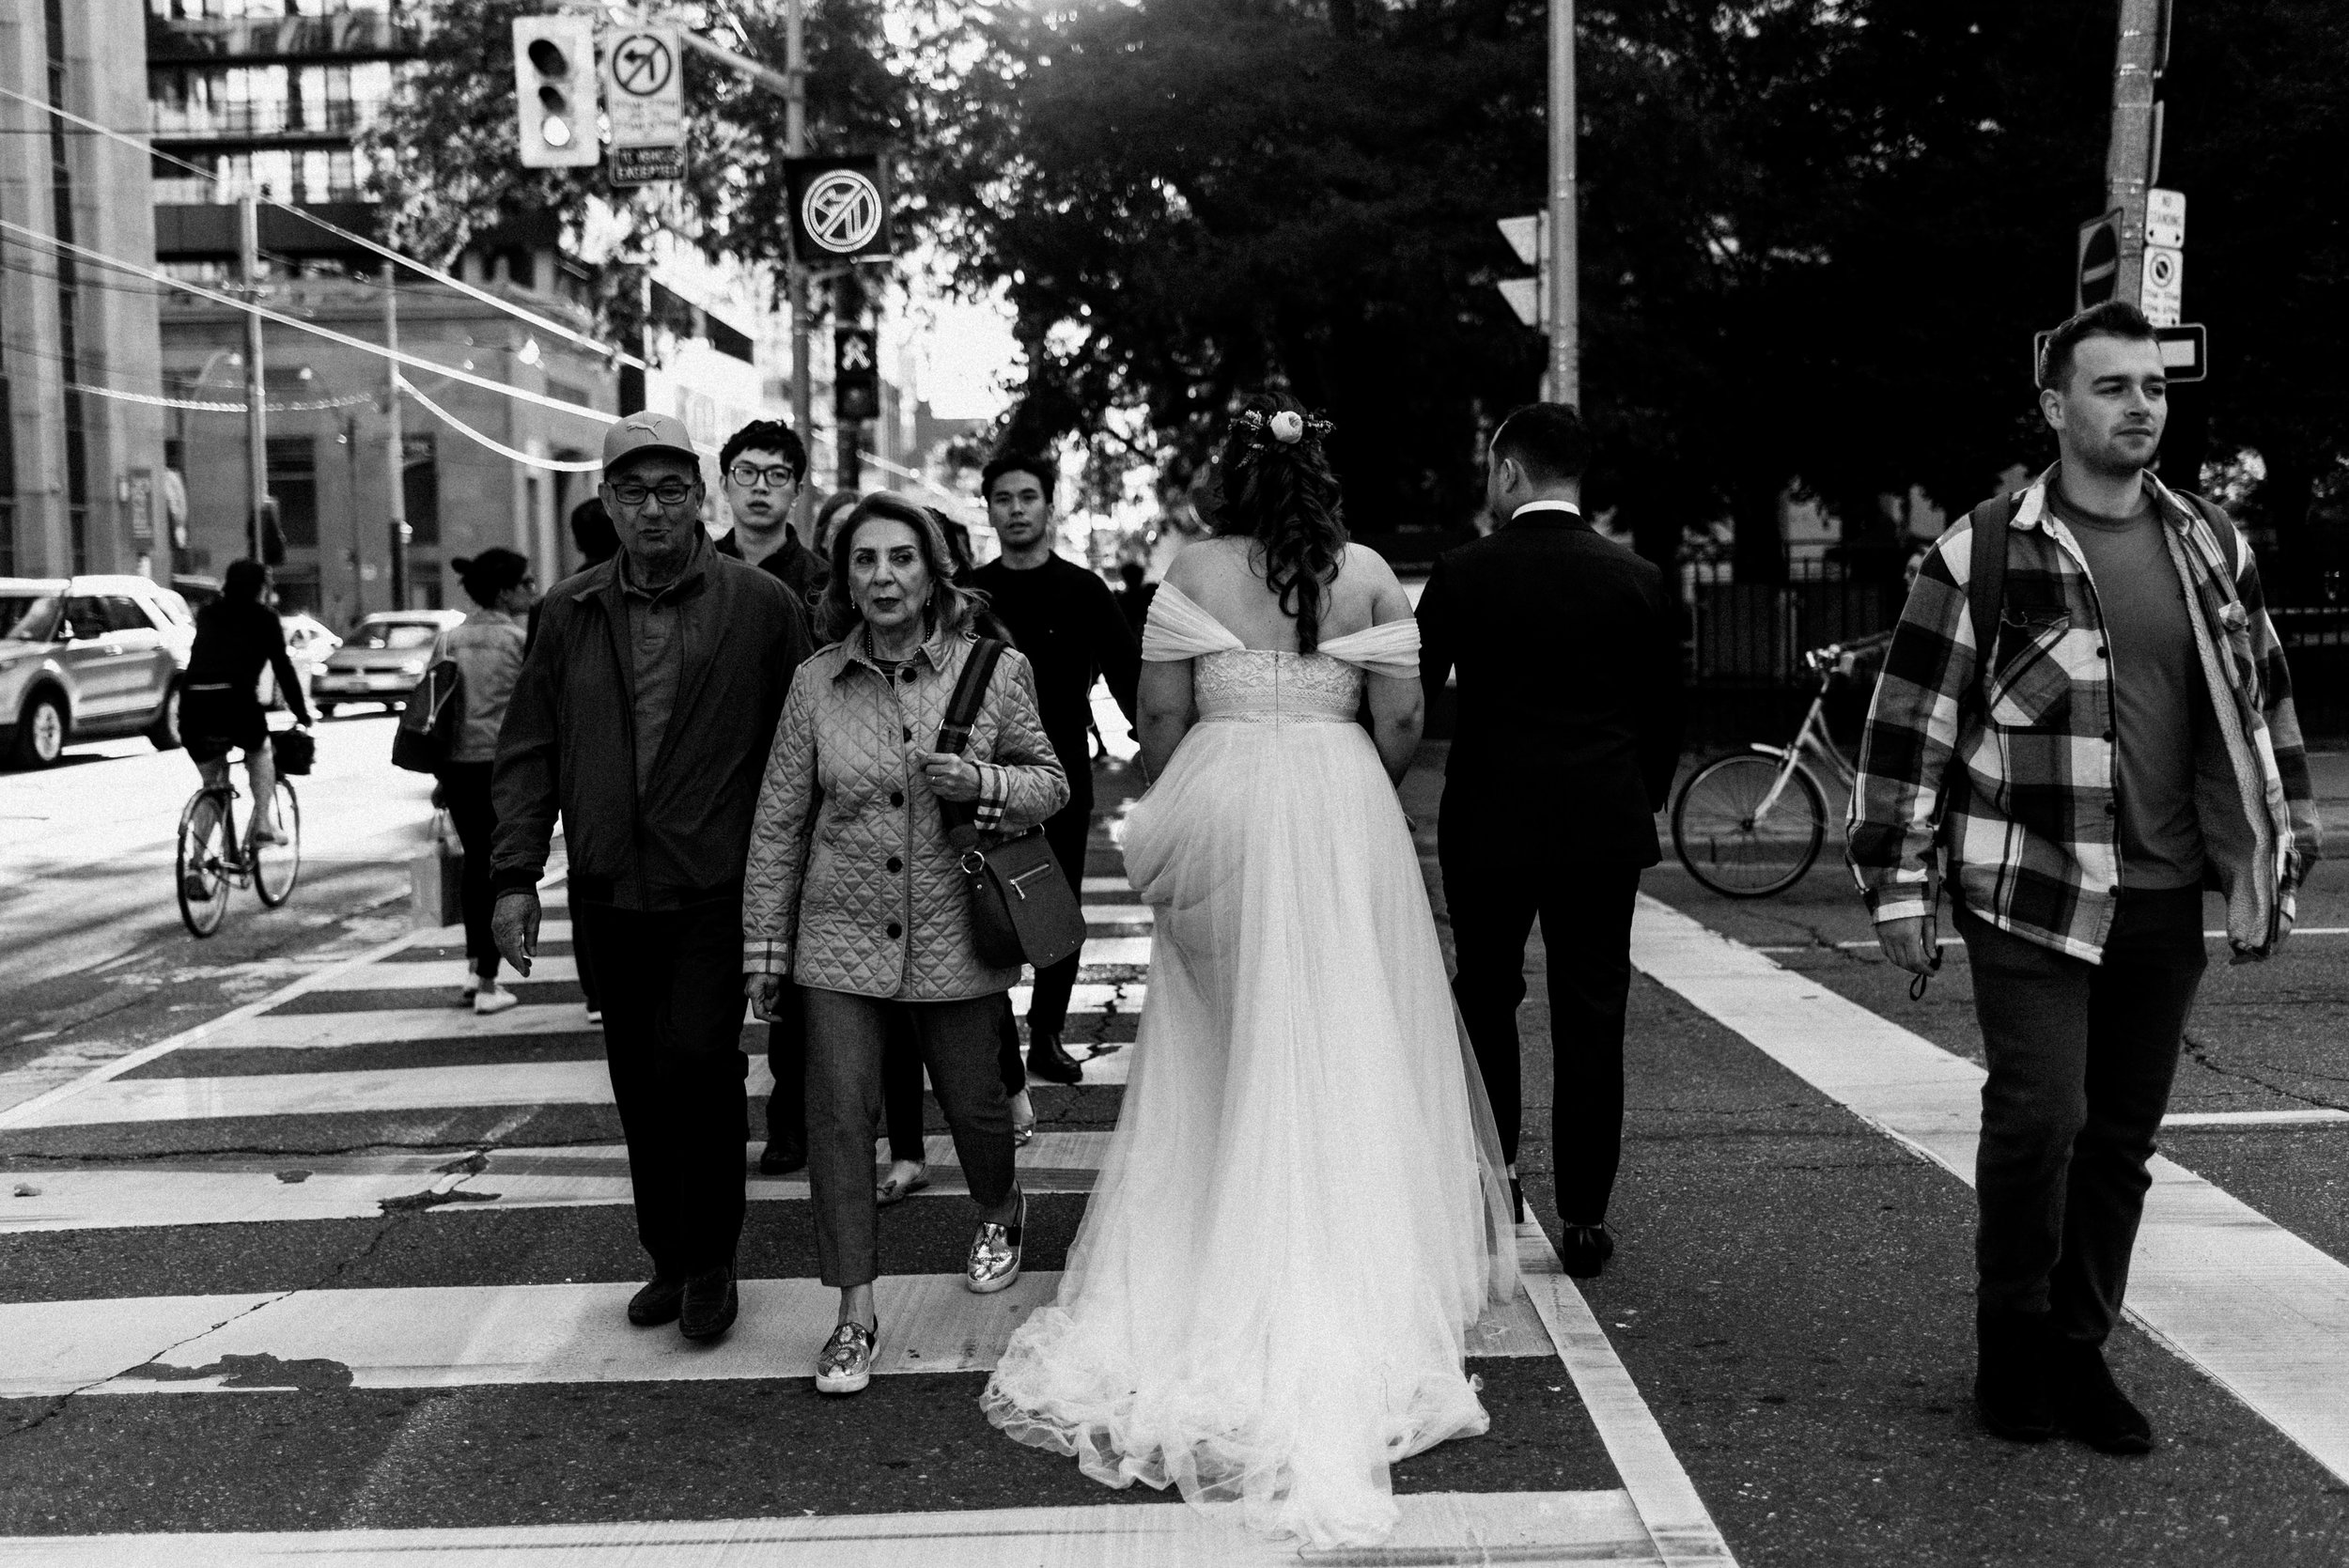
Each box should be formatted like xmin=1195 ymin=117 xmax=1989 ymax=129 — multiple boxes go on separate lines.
xmin=0 ymin=575 xmax=196 ymax=768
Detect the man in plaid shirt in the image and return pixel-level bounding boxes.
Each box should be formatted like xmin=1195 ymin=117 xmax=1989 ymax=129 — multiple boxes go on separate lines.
xmin=1848 ymin=302 xmax=2321 ymax=1456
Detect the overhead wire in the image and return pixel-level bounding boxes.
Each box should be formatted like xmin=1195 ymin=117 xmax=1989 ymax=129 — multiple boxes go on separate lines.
xmin=0 ymin=81 xmax=646 ymax=371
xmin=393 ymin=374 xmax=603 ymax=473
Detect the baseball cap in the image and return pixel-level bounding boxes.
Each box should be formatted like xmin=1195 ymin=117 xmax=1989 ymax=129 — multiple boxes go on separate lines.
xmin=601 ymin=411 xmax=700 ymax=475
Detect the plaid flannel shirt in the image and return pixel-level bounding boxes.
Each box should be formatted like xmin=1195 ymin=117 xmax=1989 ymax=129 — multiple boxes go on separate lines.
xmin=1847 ymin=466 xmax=2322 ymax=963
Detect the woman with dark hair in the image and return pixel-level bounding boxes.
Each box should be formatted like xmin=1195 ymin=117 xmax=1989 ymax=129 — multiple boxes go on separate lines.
xmin=180 ymin=558 xmax=310 ymax=851
xmin=433 ymin=548 xmax=534 ymax=1015
xmin=811 ymin=489 xmax=862 ymax=558
xmin=982 ymin=396 xmax=1517 ymax=1548
xmin=742 ymin=491 xmax=1068 ymax=1397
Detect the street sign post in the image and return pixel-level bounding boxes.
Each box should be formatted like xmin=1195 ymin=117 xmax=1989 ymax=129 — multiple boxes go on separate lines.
xmin=785 ymin=156 xmax=894 ymax=261
xmin=2033 ymin=322 xmax=2205 ymax=385
xmin=2146 ymin=187 xmax=2186 ymax=250
xmin=603 ymin=26 xmax=684 ymax=187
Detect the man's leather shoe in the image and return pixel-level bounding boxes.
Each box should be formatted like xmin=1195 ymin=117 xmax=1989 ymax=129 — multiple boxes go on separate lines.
xmin=1026 ymin=1030 xmax=1084 ymax=1085
xmin=1974 ymin=1306 xmax=2059 ymax=1442
xmin=2052 ymin=1337 xmax=2154 ymax=1453
xmin=627 ymin=1274 xmax=685 ymax=1327
xmin=757 ymin=1140 xmax=806 ymax=1176
xmin=1559 ymin=1222 xmax=1613 ymax=1279
xmin=679 ymin=1264 xmax=739 ymax=1343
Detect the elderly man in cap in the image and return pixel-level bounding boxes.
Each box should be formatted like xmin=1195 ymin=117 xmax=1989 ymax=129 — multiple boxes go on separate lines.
xmin=492 ymin=411 xmax=814 ymax=1343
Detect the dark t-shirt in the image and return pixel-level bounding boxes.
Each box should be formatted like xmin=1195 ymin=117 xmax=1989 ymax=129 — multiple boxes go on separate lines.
xmin=970 ymin=554 xmax=1141 ymax=814
xmin=2048 ymin=485 xmax=2208 ymax=890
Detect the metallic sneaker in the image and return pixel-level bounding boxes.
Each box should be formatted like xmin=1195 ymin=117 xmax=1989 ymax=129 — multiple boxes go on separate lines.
xmin=965 ymin=1190 xmax=1026 ymax=1295
xmin=815 ymin=1319 xmax=877 ymax=1395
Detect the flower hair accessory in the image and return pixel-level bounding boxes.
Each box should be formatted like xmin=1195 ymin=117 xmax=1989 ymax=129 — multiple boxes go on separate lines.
xmin=1232 ymin=407 xmax=1335 ymax=452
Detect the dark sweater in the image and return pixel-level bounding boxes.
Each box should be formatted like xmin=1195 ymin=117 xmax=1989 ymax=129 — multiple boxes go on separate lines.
xmin=186 ymin=599 xmax=311 ymax=725
xmin=971 ymin=554 xmax=1141 ymax=813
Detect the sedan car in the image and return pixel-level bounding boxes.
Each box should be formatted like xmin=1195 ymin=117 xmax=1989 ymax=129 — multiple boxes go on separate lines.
xmin=312 ymin=610 xmax=464 ymax=716
xmin=265 ymin=613 xmax=343 ymax=711
xmin=0 ymin=575 xmax=197 ymax=768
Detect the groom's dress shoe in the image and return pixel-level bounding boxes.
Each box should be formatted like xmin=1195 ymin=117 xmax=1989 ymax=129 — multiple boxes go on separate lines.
xmin=2052 ymin=1338 xmax=2154 ymax=1453
xmin=757 ymin=1139 xmax=806 ymax=1176
xmin=1026 ymin=1030 xmax=1084 ymax=1085
xmin=679 ymin=1264 xmax=739 ymax=1343
xmin=1559 ymin=1222 xmax=1614 ymax=1280
xmin=627 ymin=1274 xmax=685 ymax=1327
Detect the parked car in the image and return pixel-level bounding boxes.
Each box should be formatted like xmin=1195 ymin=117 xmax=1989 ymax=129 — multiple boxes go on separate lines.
xmin=0 ymin=575 xmax=197 ymax=768
xmin=313 ymin=610 xmax=464 ymax=717
xmin=265 ymin=613 xmax=343 ymax=711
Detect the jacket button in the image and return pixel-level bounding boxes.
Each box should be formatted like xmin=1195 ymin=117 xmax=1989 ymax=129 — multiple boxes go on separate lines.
xmin=890 ymin=790 xmax=905 ymax=807
xmin=885 ymin=921 xmax=903 ymax=939
xmin=2096 ymin=645 xmax=2109 ymax=658
xmin=2105 ymin=802 xmax=2118 ymax=815
xmin=902 ymin=725 xmax=911 ymax=742
xmin=886 ymin=856 xmax=903 ymax=873
xmin=901 ymin=667 xmax=917 ymax=683
xmin=2103 ymin=730 xmax=2116 ymax=742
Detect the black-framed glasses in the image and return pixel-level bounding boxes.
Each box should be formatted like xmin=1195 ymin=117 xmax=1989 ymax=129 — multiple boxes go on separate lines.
xmin=727 ymin=462 xmax=800 ymax=490
xmin=609 ymin=479 xmax=695 ymax=508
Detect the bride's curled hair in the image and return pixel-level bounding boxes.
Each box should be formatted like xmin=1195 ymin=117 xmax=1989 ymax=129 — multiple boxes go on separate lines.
xmin=1212 ymin=391 xmax=1346 ymax=654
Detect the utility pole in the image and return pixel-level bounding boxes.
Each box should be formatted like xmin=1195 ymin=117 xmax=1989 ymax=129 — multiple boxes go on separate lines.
xmin=382 ymin=259 xmax=410 ymax=609
xmin=2105 ymin=0 xmax=2164 ymax=309
xmin=1548 ymin=0 xmax=1578 ymax=406
xmin=240 ymin=194 xmax=268 ymax=560
xmin=786 ymin=0 xmax=815 ymax=530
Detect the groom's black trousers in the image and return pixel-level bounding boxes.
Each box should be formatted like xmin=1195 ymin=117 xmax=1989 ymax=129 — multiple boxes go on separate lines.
xmin=1441 ymin=822 xmax=1641 ymax=1227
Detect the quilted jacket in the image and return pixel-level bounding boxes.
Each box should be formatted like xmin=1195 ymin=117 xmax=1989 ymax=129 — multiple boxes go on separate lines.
xmin=743 ymin=624 xmax=1068 ymax=1000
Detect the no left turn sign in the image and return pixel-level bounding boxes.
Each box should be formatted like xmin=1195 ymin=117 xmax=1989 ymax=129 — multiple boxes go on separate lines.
xmin=602 ymin=25 xmax=683 ymax=151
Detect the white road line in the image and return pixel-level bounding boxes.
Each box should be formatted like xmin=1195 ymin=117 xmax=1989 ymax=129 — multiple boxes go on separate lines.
xmin=1631 ymin=893 xmax=2349 ymax=1489
xmin=312 ymin=955 xmax=583 ymax=991
xmin=0 ymin=1491 xmax=1663 ymax=1567
xmin=208 ymin=1003 xmax=605 ymax=1048
xmin=2 ymin=1270 xmax=1556 ymax=1400
xmin=1516 ymin=1223 xmax=1739 ymax=1565
xmin=2162 ymin=1109 xmax=2349 ymax=1128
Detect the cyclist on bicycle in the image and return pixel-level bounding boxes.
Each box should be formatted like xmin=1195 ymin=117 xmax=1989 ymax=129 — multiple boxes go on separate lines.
xmin=183 ymin=558 xmax=310 ymax=846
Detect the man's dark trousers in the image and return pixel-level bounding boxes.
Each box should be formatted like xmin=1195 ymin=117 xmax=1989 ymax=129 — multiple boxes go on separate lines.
xmin=1022 ymin=805 xmax=1094 ymax=1037
xmin=1442 ymin=811 xmax=1640 ymax=1226
xmin=578 ymin=896 xmax=752 ymax=1276
xmin=1957 ymin=886 xmax=2206 ymax=1343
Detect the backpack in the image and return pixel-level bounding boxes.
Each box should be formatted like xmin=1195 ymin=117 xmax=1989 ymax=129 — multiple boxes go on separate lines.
xmin=1965 ymin=485 xmax=2243 ymax=681
xmin=391 ymin=658 xmax=464 ymax=773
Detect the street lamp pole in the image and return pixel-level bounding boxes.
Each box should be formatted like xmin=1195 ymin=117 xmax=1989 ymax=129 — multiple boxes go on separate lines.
xmin=786 ymin=0 xmax=815 ymax=531
xmin=240 ymin=194 xmax=269 ymax=559
xmin=1548 ymin=0 xmax=1579 ymax=407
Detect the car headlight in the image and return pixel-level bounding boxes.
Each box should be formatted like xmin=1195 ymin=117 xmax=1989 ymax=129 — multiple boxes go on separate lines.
xmin=399 ymin=660 xmax=427 ymax=675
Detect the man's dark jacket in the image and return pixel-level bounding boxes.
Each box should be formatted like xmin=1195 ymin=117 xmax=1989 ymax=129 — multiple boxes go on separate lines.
xmin=1418 ymin=508 xmax=1683 ymax=864
xmin=717 ymin=525 xmax=825 ymax=606
xmin=491 ymin=551 xmax=815 ymax=908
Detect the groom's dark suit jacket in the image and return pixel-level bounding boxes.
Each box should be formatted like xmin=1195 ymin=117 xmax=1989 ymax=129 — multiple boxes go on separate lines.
xmin=1417 ymin=505 xmax=1683 ymax=866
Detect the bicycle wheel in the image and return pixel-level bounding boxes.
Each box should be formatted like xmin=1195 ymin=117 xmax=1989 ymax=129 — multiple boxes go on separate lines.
xmin=1672 ymin=752 xmax=1829 ymax=898
xmin=253 ymin=780 xmax=303 ymax=907
xmin=176 ymin=789 xmax=235 ymax=937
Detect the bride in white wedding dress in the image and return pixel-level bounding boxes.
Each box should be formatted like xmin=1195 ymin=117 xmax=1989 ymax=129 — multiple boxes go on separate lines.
xmin=980 ymin=398 xmax=1518 ymax=1550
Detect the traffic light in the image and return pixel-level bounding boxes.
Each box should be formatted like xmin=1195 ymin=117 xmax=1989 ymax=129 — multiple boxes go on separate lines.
xmin=834 ymin=328 xmax=879 ymax=423
xmin=512 ymin=16 xmax=599 ymax=169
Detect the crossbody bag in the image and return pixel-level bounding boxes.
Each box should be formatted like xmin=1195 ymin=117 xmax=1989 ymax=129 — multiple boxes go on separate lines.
xmin=935 ymin=639 xmax=1088 ymax=970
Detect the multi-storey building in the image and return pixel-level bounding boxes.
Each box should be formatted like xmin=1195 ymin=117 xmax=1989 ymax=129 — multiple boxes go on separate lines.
xmin=0 ymin=0 xmax=169 ymax=580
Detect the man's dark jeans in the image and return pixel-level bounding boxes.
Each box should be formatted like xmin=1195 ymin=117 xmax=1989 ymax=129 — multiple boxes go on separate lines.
xmin=1441 ymin=825 xmax=1641 ymax=1226
xmin=576 ymin=898 xmax=751 ymax=1278
xmin=1956 ymin=886 xmax=2207 ymax=1343
xmin=1021 ymin=807 xmax=1094 ymax=1037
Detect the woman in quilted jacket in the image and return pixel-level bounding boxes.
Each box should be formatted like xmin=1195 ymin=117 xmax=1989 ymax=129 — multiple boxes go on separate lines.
xmin=744 ymin=492 xmax=1068 ymax=1397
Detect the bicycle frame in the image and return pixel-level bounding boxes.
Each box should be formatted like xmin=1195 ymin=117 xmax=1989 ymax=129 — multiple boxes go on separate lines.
xmin=1735 ymin=675 xmax=1853 ymax=822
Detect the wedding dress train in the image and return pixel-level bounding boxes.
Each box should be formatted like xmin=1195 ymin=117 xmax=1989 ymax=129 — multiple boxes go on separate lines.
xmin=981 ymin=582 xmax=1517 ymax=1549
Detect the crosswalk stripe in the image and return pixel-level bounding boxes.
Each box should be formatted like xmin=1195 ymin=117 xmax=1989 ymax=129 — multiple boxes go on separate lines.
xmin=1631 ymin=892 xmax=2349 ymax=1491
xmin=226 ymin=1002 xmax=601 ymax=1048
xmin=5 ymin=1269 xmax=1559 ymax=1400
xmin=313 ymin=955 xmax=584 ymax=990
xmin=0 ymin=1490 xmax=1662 ymax=1567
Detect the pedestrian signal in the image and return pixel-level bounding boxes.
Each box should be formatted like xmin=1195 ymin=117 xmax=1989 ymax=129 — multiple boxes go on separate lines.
xmin=513 ymin=16 xmax=599 ymax=169
xmin=834 ymin=328 xmax=879 ymax=423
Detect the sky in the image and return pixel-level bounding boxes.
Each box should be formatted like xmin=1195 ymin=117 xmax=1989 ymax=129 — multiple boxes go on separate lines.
xmin=903 ymin=265 xmax=1021 ymax=423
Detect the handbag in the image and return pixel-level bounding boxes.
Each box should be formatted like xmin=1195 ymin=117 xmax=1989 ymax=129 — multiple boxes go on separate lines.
xmin=391 ymin=658 xmax=463 ymax=774
xmin=936 ymin=639 xmax=1088 ymax=970
xmin=271 ymin=725 xmax=316 ymax=776
xmin=409 ymin=808 xmax=465 ymax=932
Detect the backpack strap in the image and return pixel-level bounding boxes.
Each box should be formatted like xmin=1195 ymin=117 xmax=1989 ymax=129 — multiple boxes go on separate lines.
xmin=2179 ymin=489 xmax=2246 ymax=582
xmin=1963 ymin=491 xmax=2018 ymax=683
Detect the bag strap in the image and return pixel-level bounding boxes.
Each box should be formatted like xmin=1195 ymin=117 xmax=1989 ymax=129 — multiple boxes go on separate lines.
xmin=1964 ymin=490 xmax=2017 ymax=690
xmin=2181 ymin=489 xmax=2246 ymax=582
xmin=935 ymin=639 xmax=1006 ymax=757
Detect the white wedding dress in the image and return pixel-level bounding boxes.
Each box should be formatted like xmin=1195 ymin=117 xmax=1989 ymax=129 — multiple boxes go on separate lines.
xmin=981 ymin=582 xmax=1518 ymax=1550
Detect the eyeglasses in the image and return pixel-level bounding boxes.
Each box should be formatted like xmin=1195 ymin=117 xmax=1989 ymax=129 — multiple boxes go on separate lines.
xmin=727 ymin=462 xmax=800 ymax=490
xmin=609 ymin=479 xmax=695 ymax=508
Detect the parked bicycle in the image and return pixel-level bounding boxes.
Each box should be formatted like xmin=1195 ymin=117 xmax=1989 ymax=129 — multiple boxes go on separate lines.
xmin=1672 ymin=632 xmax=1891 ymax=898
xmin=176 ymin=774 xmax=303 ymax=937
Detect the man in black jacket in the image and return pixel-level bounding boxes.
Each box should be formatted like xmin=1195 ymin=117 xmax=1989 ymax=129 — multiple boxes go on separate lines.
xmin=491 ymin=411 xmax=814 ymax=1343
xmin=970 ymin=450 xmax=1141 ymax=1083
xmin=1418 ymin=402 xmax=1682 ymax=1279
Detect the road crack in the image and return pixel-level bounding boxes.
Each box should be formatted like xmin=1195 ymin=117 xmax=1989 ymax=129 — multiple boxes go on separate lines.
xmin=2179 ymin=1030 xmax=2347 ymax=1113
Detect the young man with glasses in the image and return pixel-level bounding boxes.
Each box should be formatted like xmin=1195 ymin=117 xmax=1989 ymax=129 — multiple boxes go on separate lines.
xmin=715 ymin=419 xmax=824 ymax=607
xmin=491 ymin=411 xmax=815 ymax=1345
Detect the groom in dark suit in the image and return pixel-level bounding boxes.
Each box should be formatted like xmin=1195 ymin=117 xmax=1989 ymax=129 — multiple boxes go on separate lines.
xmin=1417 ymin=403 xmax=1683 ymax=1278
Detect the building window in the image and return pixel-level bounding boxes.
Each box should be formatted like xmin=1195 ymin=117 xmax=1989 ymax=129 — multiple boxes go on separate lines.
xmin=268 ymin=435 xmax=318 ymax=547
xmin=402 ymin=432 xmax=438 ymax=544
